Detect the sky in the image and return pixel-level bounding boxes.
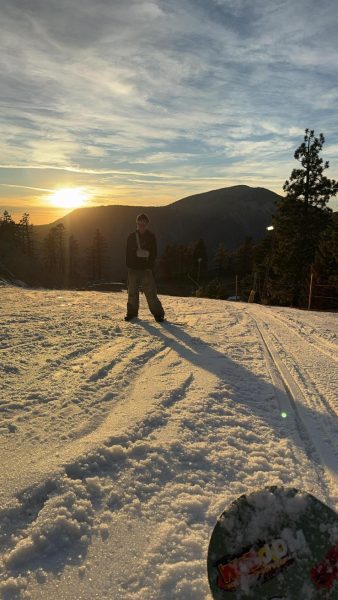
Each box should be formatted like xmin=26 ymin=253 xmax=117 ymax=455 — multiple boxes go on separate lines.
xmin=1 ymin=0 xmax=338 ymax=224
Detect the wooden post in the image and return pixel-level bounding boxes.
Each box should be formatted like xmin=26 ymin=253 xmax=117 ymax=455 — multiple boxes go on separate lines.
xmin=308 ymin=270 xmax=314 ymax=310
xmin=197 ymin=257 xmax=202 ymax=284
xmin=235 ymin=274 xmax=238 ymax=300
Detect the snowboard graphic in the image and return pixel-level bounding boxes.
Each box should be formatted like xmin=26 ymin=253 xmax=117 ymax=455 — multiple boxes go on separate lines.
xmin=207 ymin=487 xmax=338 ymax=599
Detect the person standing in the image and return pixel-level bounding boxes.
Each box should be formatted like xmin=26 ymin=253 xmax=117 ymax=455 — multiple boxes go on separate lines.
xmin=125 ymin=213 xmax=165 ymax=322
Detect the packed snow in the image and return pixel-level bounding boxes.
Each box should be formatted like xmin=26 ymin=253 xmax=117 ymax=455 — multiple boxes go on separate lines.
xmin=0 ymin=284 xmax=337 ymax=599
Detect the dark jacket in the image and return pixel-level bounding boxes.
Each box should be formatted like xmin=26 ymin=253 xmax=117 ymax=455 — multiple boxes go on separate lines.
xmin=126 ymin=230 xmax=157 ymax=270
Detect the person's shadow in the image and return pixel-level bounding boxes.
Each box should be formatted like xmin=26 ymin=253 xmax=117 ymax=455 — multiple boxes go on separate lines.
xmin=141 ymin=320 xmax=236 ymax=377
xmin=139 ymin=320 xmax=337 ymax=491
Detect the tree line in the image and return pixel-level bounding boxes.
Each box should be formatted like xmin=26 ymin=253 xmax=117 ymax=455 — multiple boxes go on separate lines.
xmin=1 ymin=129 xmax=337 ymax=308
xmin=0 ymin=217 xmax=110 ymax=288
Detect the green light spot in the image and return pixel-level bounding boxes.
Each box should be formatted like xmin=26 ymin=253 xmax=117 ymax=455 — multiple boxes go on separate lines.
xmin=281 ymin=411 xmax=288 ymax=418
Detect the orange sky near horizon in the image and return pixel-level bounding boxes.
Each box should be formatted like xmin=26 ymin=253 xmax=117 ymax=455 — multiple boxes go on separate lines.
xmin=0 ymin=189 xmax=175 ymax=225
xmin=3 ymin=181 xmax=338 ymax=227
xmin=1 ymin=176 xmax=288 ymax=226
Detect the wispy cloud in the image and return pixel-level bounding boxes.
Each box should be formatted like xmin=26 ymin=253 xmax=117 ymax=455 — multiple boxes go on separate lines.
xmin=1 ymin=0 xmax=338 ymax=222
xmin=0 ymin=183 xmax=53 ymax=192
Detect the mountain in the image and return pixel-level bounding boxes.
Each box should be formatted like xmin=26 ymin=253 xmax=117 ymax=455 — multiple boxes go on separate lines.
xmin=35 ymin=185 xmax=282 ymax=278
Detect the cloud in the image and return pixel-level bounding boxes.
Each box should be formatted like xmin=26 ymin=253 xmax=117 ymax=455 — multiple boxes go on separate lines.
xmin=0 ymin=183 xmax=53 ymax=193
xmin=1 ymin=0 xmax=338 ymax=221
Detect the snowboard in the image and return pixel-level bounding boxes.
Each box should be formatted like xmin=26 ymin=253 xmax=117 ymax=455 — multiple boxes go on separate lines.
xmin=207 ymin=487 xmax=338 ymax=599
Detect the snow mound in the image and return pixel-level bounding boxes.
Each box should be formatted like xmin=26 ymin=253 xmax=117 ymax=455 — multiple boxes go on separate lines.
xmin=3 ymin=479 xmax=94 ymax=571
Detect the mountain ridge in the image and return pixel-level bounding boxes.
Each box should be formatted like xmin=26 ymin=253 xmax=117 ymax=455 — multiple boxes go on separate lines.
xmin=35 ymin=185 xmax=283 ymax=278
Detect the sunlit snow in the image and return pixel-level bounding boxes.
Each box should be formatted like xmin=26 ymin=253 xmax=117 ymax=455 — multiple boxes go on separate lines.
xmin=1 ymin=284 xmax=337 ymax=599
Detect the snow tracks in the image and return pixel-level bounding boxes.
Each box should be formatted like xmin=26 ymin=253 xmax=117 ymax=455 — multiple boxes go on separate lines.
xmin=0 ymin=288 xmax=337 ymax=600
xmin=248 ymin=303 xmax=338 ymax=504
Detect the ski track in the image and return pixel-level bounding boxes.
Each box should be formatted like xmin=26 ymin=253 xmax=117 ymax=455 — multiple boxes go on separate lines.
xmin=248 ymin=305 xmax=338 ymax=436
xmin=249 ymin=309 xmax=338 ymax=505
xmin=256 ymin=307 xmax=338 ymax=363
xmin=0 ymin=286 xmax=337 ymax=599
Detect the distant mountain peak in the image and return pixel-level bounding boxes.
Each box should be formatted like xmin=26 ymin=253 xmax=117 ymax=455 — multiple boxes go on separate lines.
xmin=34 ymin=184 xmax=282 ymax=278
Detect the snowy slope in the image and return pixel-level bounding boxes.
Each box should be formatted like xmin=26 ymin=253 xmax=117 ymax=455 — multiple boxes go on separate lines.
xmin=1 ymin=286 xmax=337 ymax=600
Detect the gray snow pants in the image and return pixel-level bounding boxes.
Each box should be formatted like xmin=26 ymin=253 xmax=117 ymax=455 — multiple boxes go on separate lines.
xmin=126 ymin=268 xmax=164 ymax=318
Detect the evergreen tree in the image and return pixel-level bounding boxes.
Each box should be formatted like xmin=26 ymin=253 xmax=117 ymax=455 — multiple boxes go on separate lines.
xmin=315 ymin=218 xmax=338 ymax=283
xmin=159 ymin=244 xmax=176 ymax=279
xmin=160 ymin=242 xmax=198 ymax=280
xmin=234 ymin=236 xmax=254 ymax=277
xmin=43 ymin=223 xmax=66 ymax=285
xmin=0 ymin=211 xmax=17 ymax=246
xmin=43 ymin=229 xmax=57 ymax=273
xmin=67 ymin=235 xmax=80 ymax=286
xmin=192 ymin=238 xmax=208 ymax=281
xmin=88 ymin=229 xmax=107 ymax=281
xmin=55 ymin=224 xmax=66 ymax=277
xmin=311 ymin=218 xmax=338 ymax=308
xmin=0 ymin=211 xmax=17 ymax=278
xmin=268 ymin=130 xmax=338 ymax=306
xmin=253 ymin=234 xmax=274 ymax=300
xmin=176 ymin=244 xmax=191 ymax=277
xmin=0 ymin=212 xmax=45 ymax=284
xmin=283 ymin=130 xmax=338 ymax=210
xmin=214 ymin=242 xmax=229 ymax=275
xmin=18 ymin=213 xmax=34 ymax=256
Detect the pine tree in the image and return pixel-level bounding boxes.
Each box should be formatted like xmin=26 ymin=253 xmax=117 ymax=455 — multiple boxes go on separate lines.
xmin=268 ymin=130 xmax=338 ymax=306
xmin=315 ymin=219 xmax=338 ymax=282
xmin=18 ymin=213 xmax=34 ymax=256
xmin=88 ymin=229 xmax=107 ymax=281
xmin=283 ymin=130 xmax=338 ymax=210
xmin=159 ymin=244 xmax=176 ymax=280
xmin=312 ymin=218 xmax=338 ymax=308
xmin=160 ymin=242 xmax=200 ymax=281
xmin=43 ymin=223 xmax=66 ymax=286
xmin=192 ymin=238 xmax=208 ymax=282
xmin=0 ymin=211 xmax=17 ymax=278
xmin=0 ymin=211 xmax=17 ymax=246
xmin=234 ymin=237 xmax=254 ymax=277
xmin=67 ymin=235 xmax=80 ymax=286
xmin=214 ymin=242 xmax=229 ymax=275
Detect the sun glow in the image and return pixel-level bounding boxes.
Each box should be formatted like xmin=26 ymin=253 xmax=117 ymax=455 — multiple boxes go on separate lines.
xmin=49 ymin=188 xmax=88 ymax=209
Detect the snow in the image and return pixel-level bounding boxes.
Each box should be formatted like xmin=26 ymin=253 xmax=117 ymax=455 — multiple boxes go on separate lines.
xmin=0 ymin=286 xmax=337 ymax=599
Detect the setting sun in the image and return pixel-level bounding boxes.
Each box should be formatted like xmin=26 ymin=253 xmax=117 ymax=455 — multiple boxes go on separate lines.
xmin=49 ymin=188 xmax=88 ymax=209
